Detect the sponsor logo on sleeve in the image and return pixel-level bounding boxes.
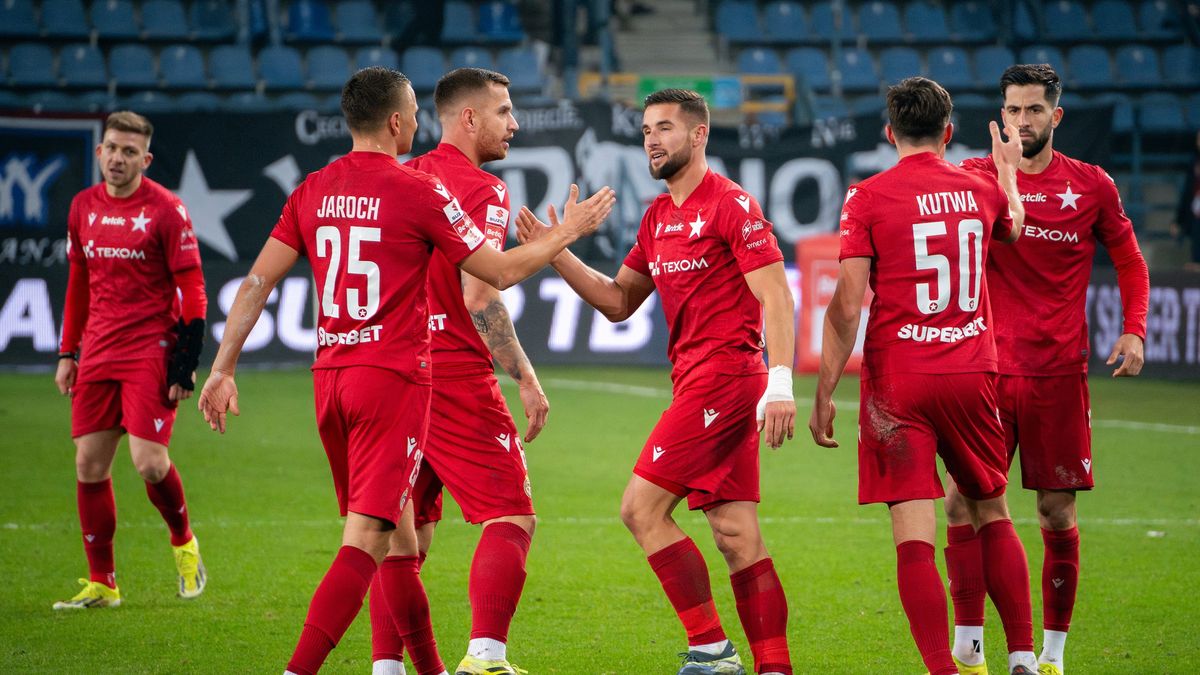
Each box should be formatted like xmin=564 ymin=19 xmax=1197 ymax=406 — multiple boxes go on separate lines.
xmin=741 ymin=219 xmax=765 ymax=240
xmin=443 ymin=198 xmax=466 ymax=225
xmin=486 ymin=204 xmax=509 ymax=228
xmin=454 ymin=214 xmax=486 ymax=249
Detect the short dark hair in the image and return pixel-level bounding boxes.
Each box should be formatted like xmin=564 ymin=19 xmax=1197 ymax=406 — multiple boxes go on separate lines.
xmin=886 ymin=77 xmax=953 ymax=143
xmin=434 ymin=67 xmax=511 ymax=114
xmin=643 ymin=88 xmax=710 ymax=126
xmin=104 ymin=110 xmax=153 ymax=139
xmin=1000 ymin=64 xmax=1062 ymax=106
xmin=341 ymin=67 xmax=412 ymax=133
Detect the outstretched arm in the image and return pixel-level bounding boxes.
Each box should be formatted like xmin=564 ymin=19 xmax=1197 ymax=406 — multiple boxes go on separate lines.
xmin=809 ymin=257 xmax=870 ymax=448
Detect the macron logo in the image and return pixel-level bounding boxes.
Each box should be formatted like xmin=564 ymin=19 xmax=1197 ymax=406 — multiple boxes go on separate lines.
xmin=496 ymin=433 xmax=511 ymax=451
xmin=652 ymin=446 xmax=665 ymax=462
xmin=1082 ymin=458 xmax=1092 ymax=474
xmin=88 ymin=212 xmax=97 ymax=226
xmin=153 ymin=418 xmax=165 ymax=432
xmin=734 ymin=194 xmax=751 ymax=212
xmin=407 ymin=437 xmax=418 ymax=457
xmin=703 ymin=408 xmax=720 ymax=428
xmin=492 ymin=184 xmax=506 ymax=201
xmin=432 ymin=183 xmax=451 ymax=200
xmin=1052 ymin=578 xmax=1065 ymax=589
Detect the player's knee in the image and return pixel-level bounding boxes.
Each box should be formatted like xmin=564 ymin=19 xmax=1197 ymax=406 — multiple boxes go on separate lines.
xmin=943 ymin=489 xmax=971 ymax=522
xmin=75 ymin=456 xmax=109 ymax=482
xmin=1037 ymin=495 xmax=1076 ymax=530
xmin=136 ymin=460 xmax=169 ymax=483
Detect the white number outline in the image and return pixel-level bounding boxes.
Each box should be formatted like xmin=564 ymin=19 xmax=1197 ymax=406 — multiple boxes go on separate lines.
xmin=912 ymin=218 xmax=985 ymax=315
xmin=315 ymin=225 xmax=382 ymax=321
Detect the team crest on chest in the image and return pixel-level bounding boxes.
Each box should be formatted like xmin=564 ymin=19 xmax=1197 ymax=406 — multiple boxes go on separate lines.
xmin=688 ymin=212 xmax=706 ymax=238
xmin=1056 ymin=183 xmax=1082 ymax=210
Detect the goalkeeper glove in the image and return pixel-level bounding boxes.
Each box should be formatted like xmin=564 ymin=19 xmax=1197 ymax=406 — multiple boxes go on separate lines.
xmin=168 ymin=318 xmax=205 ymax=390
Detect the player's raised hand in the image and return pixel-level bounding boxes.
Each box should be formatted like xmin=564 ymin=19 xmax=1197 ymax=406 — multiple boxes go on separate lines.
xmin=1107 ymin=332 xmax=1145 ymax=377
xmin=55 ymin=358 xmax=77 ymax=396
xmin=990 ymin=119 xmax=1022 ymax=172
xmin=808 ymin=398 xmax=839 ymax=448
xmin=198 ymin=370 xmax=240 ymax=433
xmin=519 ymin=379 xmax=549 ymax=443
xmin=559 ymin=184 xmax=616 ymax=239
xmin=515 ymin=205 xmax=551 ymax=245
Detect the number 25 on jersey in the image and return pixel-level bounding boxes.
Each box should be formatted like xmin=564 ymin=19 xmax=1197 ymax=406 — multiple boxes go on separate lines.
xmin=316 ymin=225 xmax=381 ymax=320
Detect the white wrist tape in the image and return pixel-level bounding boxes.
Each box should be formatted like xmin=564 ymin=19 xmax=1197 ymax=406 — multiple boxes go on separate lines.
xmin=756 ymin=365 xmax=794 ymax=421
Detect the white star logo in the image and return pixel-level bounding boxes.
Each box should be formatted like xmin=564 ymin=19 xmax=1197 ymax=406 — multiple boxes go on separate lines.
xmin=688 ymin=213 xmax=705 ymax=238
xmin=171 ymin=150 xmax=252 ymax=261
xmin=1057 ymin=185 xmax=1082 ymax=210
xmin=131 ymin=209 xmax=151 ymax=233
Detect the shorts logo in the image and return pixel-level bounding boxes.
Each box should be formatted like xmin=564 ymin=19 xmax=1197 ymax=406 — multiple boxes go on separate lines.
xmin=407 ymin=436 xmax=418 ymax=457
xmin=154 ymin=418 xmax=165 ymax=432
xmin=652 ymin=445 xmax=665 ymax=462
xmin=1052 ymin=578 xmax=1065 ymax=588
xmin=1081 ymin=458 xmax=1092 ymax=474
xmin=523 ymin=477 xmax=532 ymax=498
xmin=84 ymin=534 xmax=95 ymax=542
xmin=703 ymin=408 xmax=720 ymax=428
xmin=495 ymin=433 xmax=511 ymax=452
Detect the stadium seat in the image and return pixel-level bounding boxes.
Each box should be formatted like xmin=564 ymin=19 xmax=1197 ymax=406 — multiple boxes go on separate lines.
xmin=59 ymin=43 xmax=108 ymax=88
xmin=307 ymin=45 xmax=350 ymax=91
xmin=177 ymin=90 xmax=223 ymax=111
xmin=209 ymin=44 xmax=257 ymax=89
xmin=30 ymin=89 xmax=85 ymax=111
xmin=1139 ymin=93 xmax=1186 ymax=133
xmin=278 ymin=91 xmax=320 ymax=111
xmin=383 ymin=1 xmax=418 ymax=39
xmin=715 ymin=0 xmax=761 ymax=44
xmin=40 ymin=0 xmax=90 ymax=39
xmin=355 ymin=46 xmax=399 ymax=70
xmin=402 ymin=46 xmax=446 ymax=93
xmin=334 ymin=0 xmax=382 ymax=44
xmin=1114 ymin=44 xmax=1162 ymax=89
xmin=837 ymin=48 xmax=879 ymax=93
xmin=121 ymin=90 xmax=175 ymax=113
xmin=762 ymin=1 xmax=808 ymax=44
xmin=478 ymin=0 xmax=525 ymax=43
xmin=1018 ymin=45 xmax=1067 ymax=78
xmin=1011 ymin=1 xmax=1037 ymax=42
xmin=926 ymin=47 xmax=973 ymax=91
xmin=849 ymin=95 xmax=884 ymax=116
xmin=973 ymin=45 xmax=1014 ymax=87
xmin=857 ymin=1 xmax=903 ymax=43
xmin=497 ymin=46 xmax=542 ymax=94
xmin=222 ymin=91 xmax=278 ymax=112
xmin=879 ymin=47 xmax=921 ymax=86
xmin=449 ymin=46 xmax=495 ymax=71
xmin=904 ymin=1 xmax=950 ymax=43
xmin=259 ymin=45 xmax=305 ymax=90
xmin=1139 ymin=0 xmax=1181 ymax=40
xmin=142 ymin=0 xmax=189 ymax=40
xmin=1066 ymin=46 xmax=1113 ymax=90
xmin=1185 ymin=92 xmax=1200 ymax=129
xmin=1162 ymin=45 xmax=1200 ymax=87
xmin=810 ymin=95 xmax=849 ymax=120
xmin=0 ymin=0 xmax=38 ymax=38
xmin=0 ymin=90 xmax=28 ymax=110
xmin=190 ymin=0 xmax=236 ymax=41
xmin=286 ymin=0 xmax=335 ymax=43
xmin=110 ymin=44 xmax=158 ymax=89
xmin=809 ymin=1 xmax=840 ymax=38
xmin=950 ymin=1 xmax=996 ymax=41
xmin=78 ymin=89 xmax=115 ymax=111
xmin=785 ymin=47 xmax=832 ymax=92
xmin=1096 ymin=93 xmax=1135 ymax=133
xmin=8 ymin=43 xmax=58 ymax=87
xmin=440 ymin=0 xmax=479 ymax=44
xmin=91 ymin=0 xmax=139 ymax=40
xmin=160 ymin=44 xmax=207 ymax=89
xmin=1043 ymin=1 xmax=1090 ymax=42
xmin=737 ymin=48 xmax=783 ymax=75
xmin=1092 ymin=0 xmax=1138 ymax=41
xmin=952 ymin=93 xmax=991 ymax=109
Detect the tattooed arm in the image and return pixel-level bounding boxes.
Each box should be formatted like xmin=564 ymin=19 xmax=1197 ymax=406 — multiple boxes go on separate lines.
xmin=463 ymin=272 xmax=549 ymax=442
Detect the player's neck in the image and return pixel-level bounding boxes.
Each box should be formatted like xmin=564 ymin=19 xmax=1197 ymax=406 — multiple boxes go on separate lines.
xmin=350 ymin=132 xmax=400 ymax=157
xmin=1019 ymin=146 xmax=1055 ymax=175
xmin=896 ymin=144 xmax=943 ymax=161
xmin=441 ymin=136 xmax=482 ymax=168
xmin=105 ymin=174 xmax=142 ymax=199
xmin=665 ymin=158 xmax=709 ymax=207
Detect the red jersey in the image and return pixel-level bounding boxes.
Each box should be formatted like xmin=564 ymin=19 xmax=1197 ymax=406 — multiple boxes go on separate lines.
xmin=270 ymin=152 xmax=485 ymax=384
xmin=66 ymin=177 xmax=202 ymax=365
xmin=962 ymin=152 xmax=1142 ymax=376
xmin=406 ymin=143 xmax=510 ymax=379
xmin=623 ymin=170 xmax=784 ymax=388
xmin=839 ymin=152 xmax=1015 ymax=379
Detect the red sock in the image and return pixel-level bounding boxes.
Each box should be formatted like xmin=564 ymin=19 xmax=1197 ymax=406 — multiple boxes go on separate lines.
xmin=647 ymin=537 xmax=726 ymax=646
xmin=145 ymin=463 xmax=193 ymax=547
xmin=896 ymin=541 xmax=956 ymax=675
xmin=731 ymin=558 xmax=791 ymax=674
xmin=380 ymin=555 xmax=444 ymax=675
xmin=286 ymin=546 xmax=377 ymax=675
xmin=77 ymin=479 xmax=117 ymax=588
xmin=945 ymin=524 xmax=985 ymax=627
xmin=978 ymin=519 xmax=1034 ymax=652
xmin=370 ymin=551 xmax=428 ymax=663
xmin=469 ymin=522 xmax=532 ymax=642
xmin=1041 ymin=527 xmax=1080 ymax=632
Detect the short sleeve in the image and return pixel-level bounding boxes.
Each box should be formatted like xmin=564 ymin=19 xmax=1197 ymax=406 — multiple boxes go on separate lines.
xmin=838 ymin=184 xmax=875 ymax=260
xmin=1092 ymin=167 xmax=1136 ymax=250
xmin=623 ymin=211 xmax=652 ymax=276
xmin=419 ymin=178 xmax=486 ymax=265
xmin=464 ymin=179 xmax=510 ymax=252
xmin=269 ymin=183 xmax=306 ymax=256
xmin=715 ymin=190 xmax=784 ymax=273
xmin=159 ymin=199 xmax=203 ymax=272
xmin=959 ymin=155 xmax=996 ymax=176
xmin=66 ymin=194 xmax=84 ymax=266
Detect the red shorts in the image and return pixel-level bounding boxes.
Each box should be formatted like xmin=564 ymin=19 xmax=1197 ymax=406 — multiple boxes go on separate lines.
xmin=858 ymin=372 xmax=1008 ymax=505
xmin=313 ymin=366 xmax=430 ymax=525
xmin=412 ymin=373 xmax=534 ymax=527
xmin=633 ymin=371 xmax=766 ymax=511
xmin=998 ymin=374 xmax=1093 ymax=491
xmin=72 ymin=357 xmax=177 ymax=445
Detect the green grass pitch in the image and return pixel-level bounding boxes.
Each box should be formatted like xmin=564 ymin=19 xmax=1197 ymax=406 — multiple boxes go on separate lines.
xmin=1 ymin=367 xmax=1197 ymax=674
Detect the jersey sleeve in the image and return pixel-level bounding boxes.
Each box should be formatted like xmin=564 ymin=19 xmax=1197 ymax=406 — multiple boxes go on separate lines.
xmin=715 ymin=190 xmax=784 ymax=274
xmin=1092 ymin=167 xmax=1137 ymax=250
xmin=269 ymin=183 xmax=306 ymax=256
xmin=419 ymin=178 xmax=486 ymax=265
xmin=463 ymin=179 xmax=510 ymax=252
xmin=990 ymin=178 xmax=1016 ymax=242
xmin=959 ymin=155 xmax=997 ymax=176
xmin=66 ymin=193 xmax=85 ymax=266
xmin=622 ymin=211 xmax=652 ymax=276
xmin=838 ymin=184 xmax=875 ymax=260
xmin=159 ymin=198 xmax=203 ymax=272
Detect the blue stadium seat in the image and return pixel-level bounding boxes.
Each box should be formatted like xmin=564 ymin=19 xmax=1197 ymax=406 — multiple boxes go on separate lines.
xmin=41 ymin=0 xmax=90 ymax=39
xmin=0 ymin=0 xmax=38 ymax=38
xmin=849 ymin=95 xmax=884 ymax=116
xmin=950 ymin=1 xmax=995 ymax=41
xmin=160 ymin=45 xmax=207 ymax=89
xmin=737 ymin=48 xmax=783 ymax=75
xmin=190 ymin=0 xmax=236 ymax=41
xmin=1185 ymin=92 xmax=1200 ymax=129
xmin=952 ymin=93 xmax=991 ymax=109
xmin=879 ymin=47 xmax=921 ymax=86
xmin=810 ymin=2 xmax=852 ymax=40
xmin=1096 ymin=93 xmax=1135 ymax=133
xmin=1043 ymin=1 xmax=1090 ymax=42
xmin=1162 ymin=45 xmax=1200 ymax=87
xmin=1018 ymin=45 xmax=1067 ymax=78
xmin=355 ymin=46 xmax=399 ymax=70
xmin=91 ymin=0 xmax=139 ymax=40
xmin=222 ymin=91 xmax=279 ymax=112
xmin=1139 ymin=0 xmax=1181 ymax=40
xmin=278 ymin=91 xmax=320 ymax=111
xmin=1067 ymin=46 xmax=1113 ymax=90
xmin=1139 ymin=93 xmax=1186 ymax=133
xmin=177 ymin=90 xmax=223 ymax=111
xmin=762 ymin=1 xmax=808 ymax=44
xmin=110 ymin=44 xmax=158 ymax=89
xmin=383 ymin=1 xmax=417 ymax=38
xmin=810 ymin=95 xmax=849 ymax=120
xmin=402 ymin=46 xmax=446 ymax=93
xmin=1013 ymin=1 xmax=1036 ymax=41
xmin=8 ymin=43 xmax=57 ymax=87
xmin=497 ymin=46 xmax=542 ymax=94
xmin=837 ymin=47 xmax=879 ymax=93
xmin=209 ymin=44 xmax=257 ymax=89
xmin=857 ymin=1 xmax=903 ymax=43
xmin=334 ymin=0 xmax=381 ymax=44
xmin=973 ymin=46 xmax=1014 ymax=87
xmin=78 ymin=89 xmax=115 ymax=111
xmin=259 ymin=45 xmax=305 ymax=90
xmin=715 ymin=1 xmax=761 ymax=44
xmin=1092 ymin=0 xmax=1138 ymax=41
xmin=31 ymin=89 xmax=88 ymax=111
xmin=904 ymin=1 xmax=949 ymax=43
xmin=1114 ymin=44 xmax=1162 ymax=89
xmin=286 ymin=0 xmax=335 ymax=43
xmin=0 ymin=90 xmax=27 ymax=110
xmin=308 ymin=46 xmax=350 ymax=91
xmin=121 ymin=90 xmax=175 ymax=113
xmin=440 ymin=0 xmax=479 ymax=44
xmin=142 ymin=0 xmax=189 ymax=40
xmin=449 ymin=46 xmax=495 ymax=71
xmin=59 ymin=43 xmax=108 ymax=88
xmin=317 ymin=93 xmax=343 ymax=114
xmin=785 ymin=47 xmax=831 ymax=92
xmin=478 ymin=1 xmax=525 ymax=43
xmin=926 ymin=47 xmax=973 ymax=91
